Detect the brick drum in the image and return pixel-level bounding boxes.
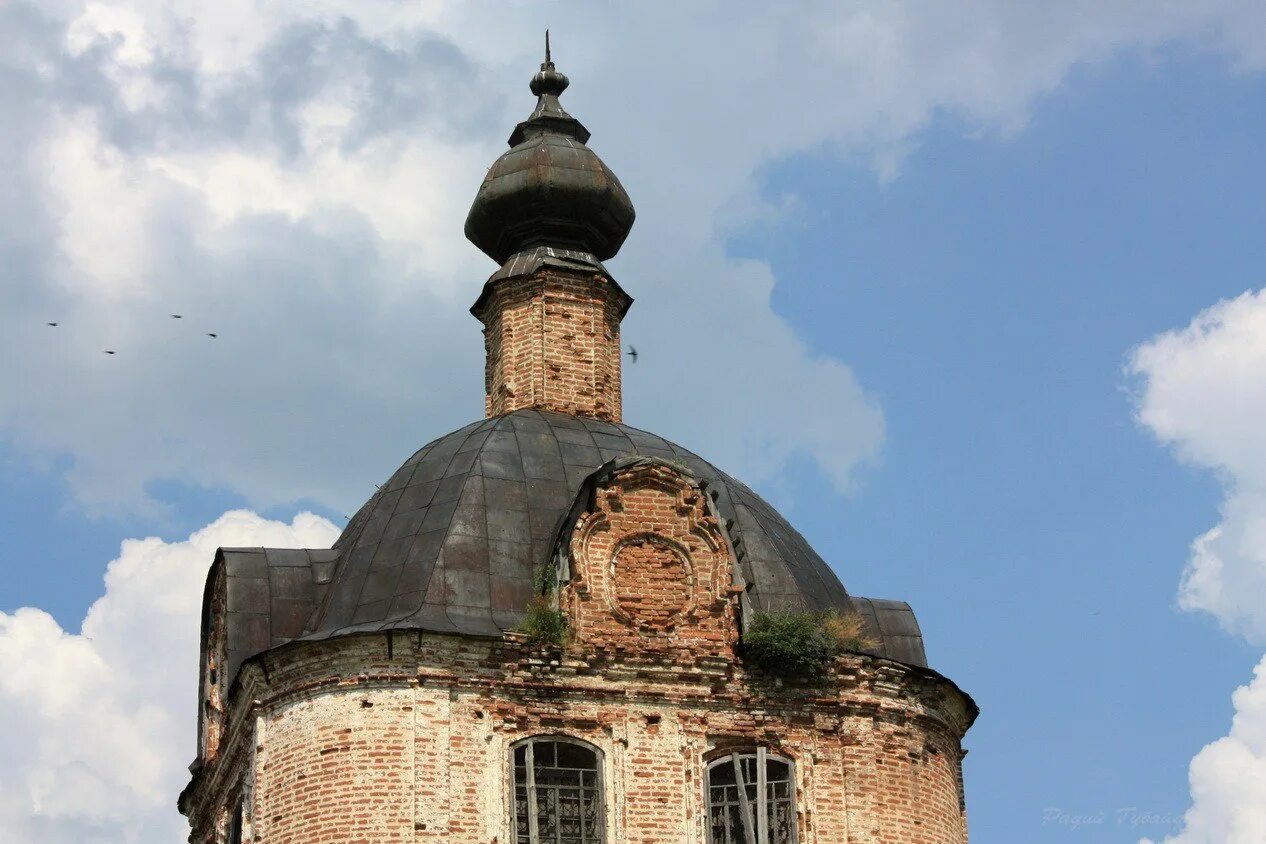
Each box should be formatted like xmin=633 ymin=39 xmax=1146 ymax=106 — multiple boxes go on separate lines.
xmin=181 ymin=632 xmax=972 ymax=844
xmin=474 ymin=269 xmax=627 ymax=422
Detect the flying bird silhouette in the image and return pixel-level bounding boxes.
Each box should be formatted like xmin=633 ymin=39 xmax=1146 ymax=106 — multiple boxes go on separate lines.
xmin=46 ymin=322 xmax=58 ymax=327
xmin=206 ymin=332 xmax=218 ymax=338
xmin=103 ymin=350 xmax=115 ymax=355
xmin=626 ymin=345 xmax=638 ymax=363
xmin=171 ymin=314 xmax=182 ymax=319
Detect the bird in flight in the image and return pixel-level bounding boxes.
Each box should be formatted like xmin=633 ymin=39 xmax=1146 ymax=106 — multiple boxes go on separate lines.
xmin=46 ymin=322 xmax=58 ymax=327
xmin=626 ymin=345 xmax=638 ymax=363
xmin=171 ymin=314 xmax=182 ymax=319
xmin=206 ymin=332 xmax=218 ymax=338
xmin=103 ymin=350 xmax=115 ymax=355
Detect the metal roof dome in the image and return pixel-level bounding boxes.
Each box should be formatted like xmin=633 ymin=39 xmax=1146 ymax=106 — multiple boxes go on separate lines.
xmin=463 ymin=38 xmax=635 ymax=264
xmin=316 ymin=410 xmax=856 ymax=638
xmin=207 ymin=411 xmax=928 ymax=694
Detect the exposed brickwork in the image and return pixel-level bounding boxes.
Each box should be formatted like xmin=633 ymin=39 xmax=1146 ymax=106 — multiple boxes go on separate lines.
xmin=563 ymin=462 xmax=740 ymax=658
xmin=201 ymin=565 xmax=228 ymax=762
xmin=257 ymin=688 xmax=416 ymax=843
xmin=475 ymin=270 xmax=626 ymax=421
xmin=183 ymin=632 xmax=973 ymax=844
xmin=183 ymin=460 xmax=975 ymax=843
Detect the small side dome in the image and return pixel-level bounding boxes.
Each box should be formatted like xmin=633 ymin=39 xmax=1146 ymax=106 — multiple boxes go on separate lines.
xmin=464 ymin=41 xmax=635 ymax=264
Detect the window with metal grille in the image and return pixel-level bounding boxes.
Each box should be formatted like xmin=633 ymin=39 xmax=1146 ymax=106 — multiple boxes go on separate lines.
xmin=706 ymin=750 xmax=797 ymax=844
xmin=512 ymin=738 xmax=604 ymax=844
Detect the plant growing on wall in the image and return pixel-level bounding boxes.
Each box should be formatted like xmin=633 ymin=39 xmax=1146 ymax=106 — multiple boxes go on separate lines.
xmin=742 ymin=609 xmax=876 ymax=682
xmin=517 ymin=562 xmax=569 ymax=647
xmin=518 ymin=597 xmax=569 ymax=647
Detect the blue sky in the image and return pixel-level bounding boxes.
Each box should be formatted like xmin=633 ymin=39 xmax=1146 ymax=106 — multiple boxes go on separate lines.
xmin=728 ymin=52 xmax=1266 ymax=841
xmin=3 ymin=4 xmax=1266 ymax=843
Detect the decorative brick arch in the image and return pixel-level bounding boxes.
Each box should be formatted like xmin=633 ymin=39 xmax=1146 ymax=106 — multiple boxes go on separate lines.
xmin=559 ymin=459 xmax=743 ymax=657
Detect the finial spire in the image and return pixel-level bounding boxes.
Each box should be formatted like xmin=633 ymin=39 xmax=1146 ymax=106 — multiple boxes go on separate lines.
xmin=525 ymin=32 xmax=572 ymax=127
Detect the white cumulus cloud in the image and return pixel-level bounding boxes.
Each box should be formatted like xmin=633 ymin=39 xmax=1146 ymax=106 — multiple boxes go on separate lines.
xmin=0 ymin=510 xmax=339 ymax=844
xmin=1140 ymin=656 xmax=1266 ymax=844
xmin=1132 ymin=289 xmax=1266 ymax=843
xmin=5 ymin=1 xmax=1266 ymax=515
xmin=1130 ymin=289 xmax=1266 ymax=640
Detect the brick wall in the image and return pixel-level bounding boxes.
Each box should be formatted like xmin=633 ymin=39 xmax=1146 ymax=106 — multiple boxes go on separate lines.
xmin=476 ymin=270 xmax=625 ymax=421
xmin=184 ymin=633 xmax=973 ymax=844
xmin=202 ymin=565 xmax=228 ymax=762
xmin=257 ymin=688 xmax=416 ymax=843
xmin=563 ymin=461 xmax=740 ymax=659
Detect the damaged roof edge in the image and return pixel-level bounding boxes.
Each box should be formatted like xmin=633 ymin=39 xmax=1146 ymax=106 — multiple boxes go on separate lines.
xmin=849 ymin=596 xmax=929 ymax=669
xmin=197 ymin=547 xmax=344 ymax=726
xmin=219 ymin=624 xmax=976 ymax=735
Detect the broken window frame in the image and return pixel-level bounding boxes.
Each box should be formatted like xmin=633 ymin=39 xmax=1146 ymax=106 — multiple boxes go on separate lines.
xmin=511 ymin=736 xmax=606 ymax=844
xmin=705 ymin=748 xmax=798 ymax=844
xmin=226 ymin=796 xmax=243 ymax=844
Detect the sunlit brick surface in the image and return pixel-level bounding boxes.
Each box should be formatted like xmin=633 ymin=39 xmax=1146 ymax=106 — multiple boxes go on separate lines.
xmin=182 ymin=631 xmax=972 ymax=844
xmin=564 ymin=462 xmax=739 ymax=657
xmin=477 ymin=270 xmax=625 ymax=422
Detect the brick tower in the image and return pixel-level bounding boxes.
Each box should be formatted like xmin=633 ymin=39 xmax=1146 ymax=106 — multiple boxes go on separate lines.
xmin=180 ymin=40 xmax=976 ymax=844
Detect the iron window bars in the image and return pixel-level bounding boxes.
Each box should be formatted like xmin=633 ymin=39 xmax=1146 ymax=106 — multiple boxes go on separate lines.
xmin=706 ymin=749 xmax=797 ymax=844
xmin=513 ymin=738 xmax=605 ymax=844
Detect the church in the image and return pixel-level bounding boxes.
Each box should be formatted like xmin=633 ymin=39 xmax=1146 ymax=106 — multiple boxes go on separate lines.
xmin=179 ymin=44 xmax=977 ymax=844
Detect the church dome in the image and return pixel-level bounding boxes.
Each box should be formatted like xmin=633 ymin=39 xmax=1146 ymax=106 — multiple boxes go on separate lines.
xmin=311 ymin=410 xmax=866 ymax=642
xmin=218 ymin=44 xmax=928 ymax=675
xmin=185 ymin=39 xmax=973 ymax=844
xmin=463 ymin=43 xmax=635 ymax=263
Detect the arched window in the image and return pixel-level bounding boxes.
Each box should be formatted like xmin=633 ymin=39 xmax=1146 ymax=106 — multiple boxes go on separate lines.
xmin=512 ymin=737 xmax=604 ymax=843
xmin=706 ymin=749 xmax=796 ymax=844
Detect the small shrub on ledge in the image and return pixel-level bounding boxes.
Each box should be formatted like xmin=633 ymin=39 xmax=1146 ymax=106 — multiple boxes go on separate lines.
xmin=741 ymin=609 xmax=876 ymax=683
xmin=518 ymin=597 xmax=569 ymax=648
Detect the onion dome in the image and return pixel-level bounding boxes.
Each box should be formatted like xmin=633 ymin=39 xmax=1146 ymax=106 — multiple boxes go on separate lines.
xmin=464 ymin=35 xmax=635 ymax=264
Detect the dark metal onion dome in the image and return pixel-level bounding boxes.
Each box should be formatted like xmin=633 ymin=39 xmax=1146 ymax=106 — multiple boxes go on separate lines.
xmin=464 ymin=35 xmax=635 ymax=264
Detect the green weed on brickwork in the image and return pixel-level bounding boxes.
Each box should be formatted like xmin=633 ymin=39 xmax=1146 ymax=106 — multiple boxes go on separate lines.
xmin=742 ymin=609 xmax=876 ymax=682
xmin=518 ymin=596 xmax=569 ymax=648
xmin=532 ymin=561 xmax=559 ymax=596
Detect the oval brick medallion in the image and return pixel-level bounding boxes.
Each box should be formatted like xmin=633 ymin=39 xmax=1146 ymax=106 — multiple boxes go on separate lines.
xmin=610 ymin=533 xmax=692 ymax=628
